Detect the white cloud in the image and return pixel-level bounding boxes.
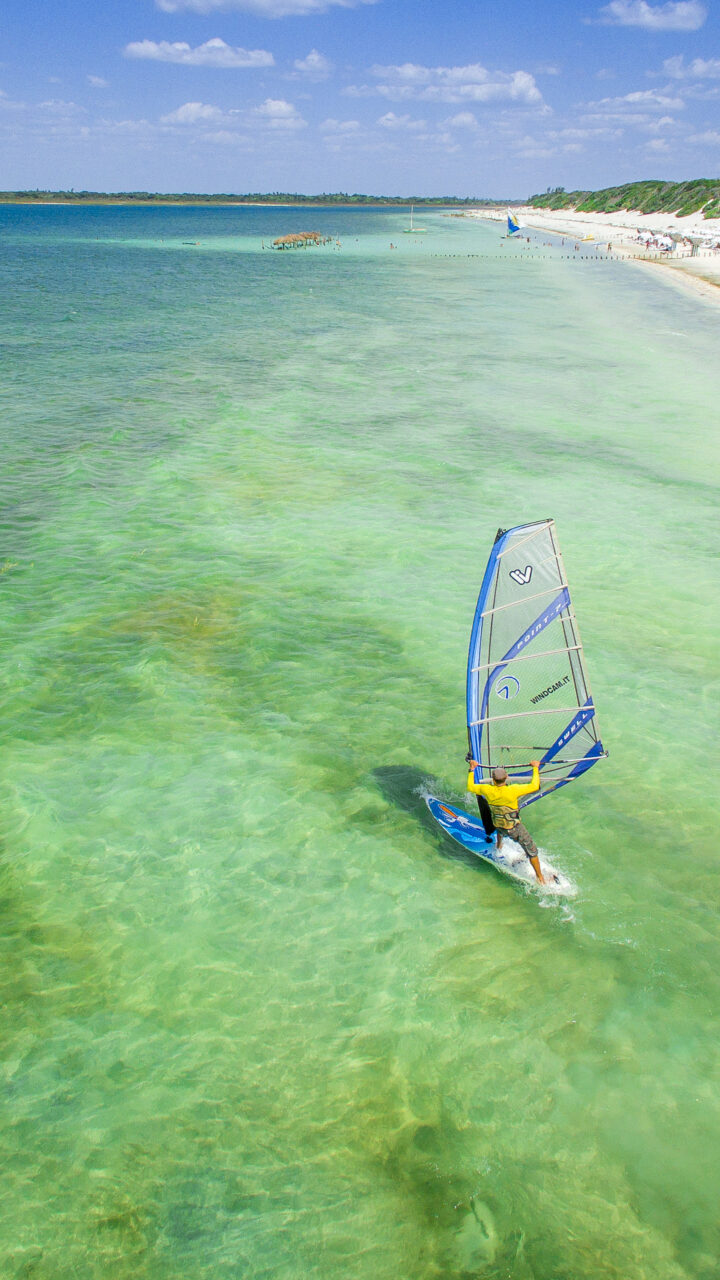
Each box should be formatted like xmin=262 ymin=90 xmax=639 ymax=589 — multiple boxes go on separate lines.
xmin=107 ymin=118 xmax=154 ymax=134
xmin=663 ymin=55 xmax=720 ymax=78
xmin=579 ymin=86 xmax=686 ymax=130
xmin=592 ymin=88 xmax=685 ymax=110
xmin=354 ymin=62 xmax=543 ymax=107
xmin=444 ymin=111 xmax=478 ymax=128
xmin=125 ymin=38 xmax=274 ymax=68
xmin=598 ymin=0 xmax=706 ymax=30
xmin=320 ymin=117 xmax=361 ymax=132
xmin=37 ymin=99 xmax=84 ymax=115
xmin=156 ymin=0 xmax=376 ymax=16
xmin=377 ymin=110 xmax=426 ymax=130
xmin=161 ymin=101 xmax=224 ymax=123
xmin=688 ymin=128 xmax=720 ymax=143
xmin=293 ymin=49 xmax=333 ymax=77
xmin=548 ymin=125 xmax=623 ymax=139
xmin=646 ymin=137 xmax=670 ymax=150
xmin=623 ymin=88 xmax=684 ymax=106
xmin=87 ymin=75 xmax=109 ymax=88
xmin=252 ymin=97 xmax=306 ymax=128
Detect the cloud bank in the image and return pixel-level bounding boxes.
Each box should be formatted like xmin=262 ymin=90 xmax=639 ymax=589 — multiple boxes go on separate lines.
xmin=156 ymin=0 xmax=376 ymax=17
xmin=161 ymin=101 xmax=224 ymax=123
xmin=663 ymin=55 xmax=720 ymax=78
xmin=125 ymin=38 xmax=274 ymax=67
xmin=598 ymin=0 xmax=706 ymax=31
xmin=348 ymin=62 xmax=543 ymax=106
xmin=293 ymin=50 xmax=333 ymax=78
xmin=252 ymin=98 xmax=307 ymax=128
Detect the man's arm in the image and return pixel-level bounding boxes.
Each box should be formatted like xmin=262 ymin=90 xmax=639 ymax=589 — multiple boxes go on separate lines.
xmin=465 ymin=759 xmax=490 ymax=795
xmin=515 ymin=762 xmax=541 ymax=797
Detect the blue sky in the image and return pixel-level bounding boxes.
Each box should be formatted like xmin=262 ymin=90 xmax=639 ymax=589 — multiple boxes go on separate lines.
xmin=2 ymin=0 xmax=719 ymax=194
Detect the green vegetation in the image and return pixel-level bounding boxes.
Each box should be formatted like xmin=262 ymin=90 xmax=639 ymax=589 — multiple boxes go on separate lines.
xmin=0 ymin=190 xmax=513 ymax=207
xmin=528 ymin=179 xmax=720 ymax=220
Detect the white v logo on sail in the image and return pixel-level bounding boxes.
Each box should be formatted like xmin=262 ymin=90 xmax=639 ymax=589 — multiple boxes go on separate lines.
xmin=509 ymin=566 xmax=533 ymax=585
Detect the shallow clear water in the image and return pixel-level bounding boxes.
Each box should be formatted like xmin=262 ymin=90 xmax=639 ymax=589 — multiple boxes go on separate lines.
xmin=1 ymin=204 xmax=719 ymax=1279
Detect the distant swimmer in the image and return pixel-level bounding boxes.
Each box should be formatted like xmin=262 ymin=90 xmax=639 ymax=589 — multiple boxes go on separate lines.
xmin=465 ymin=757 xmax=545 ymax=884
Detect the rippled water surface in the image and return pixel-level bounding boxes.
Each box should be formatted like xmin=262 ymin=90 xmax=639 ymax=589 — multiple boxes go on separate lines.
xmin=1 ymin=204 xmax=719 ymax=1279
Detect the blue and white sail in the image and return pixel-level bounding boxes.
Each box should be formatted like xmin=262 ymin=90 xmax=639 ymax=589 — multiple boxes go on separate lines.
xmin=507 ymin=210 xmax=522 ymax=236
xmin=466 ymin=519 xmax=606 ymax=807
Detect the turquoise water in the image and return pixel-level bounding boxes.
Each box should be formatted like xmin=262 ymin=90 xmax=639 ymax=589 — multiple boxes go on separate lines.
xmin=1 ymin=205 xmax=719 ymax=1279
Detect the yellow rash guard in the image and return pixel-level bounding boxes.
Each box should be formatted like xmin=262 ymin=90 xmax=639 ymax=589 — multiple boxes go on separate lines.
xmin=466 ymin=765 xmax=540 ymax=831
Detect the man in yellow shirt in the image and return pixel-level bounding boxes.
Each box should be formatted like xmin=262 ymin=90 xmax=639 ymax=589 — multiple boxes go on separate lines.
xmin=466 ymin=759 xmax=545 ymax=885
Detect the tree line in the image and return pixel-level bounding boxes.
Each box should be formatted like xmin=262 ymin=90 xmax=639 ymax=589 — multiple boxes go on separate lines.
xmin=0 ymin=190 xmax=515 ymax=207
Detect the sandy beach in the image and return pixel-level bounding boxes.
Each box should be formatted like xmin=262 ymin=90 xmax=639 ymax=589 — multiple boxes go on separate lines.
xmin=468 ymin=205 xmax=720 ymax=306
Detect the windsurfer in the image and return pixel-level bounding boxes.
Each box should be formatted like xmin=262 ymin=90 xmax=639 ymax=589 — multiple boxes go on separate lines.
xmin=465 ymin=759 xmax=545 ymax=885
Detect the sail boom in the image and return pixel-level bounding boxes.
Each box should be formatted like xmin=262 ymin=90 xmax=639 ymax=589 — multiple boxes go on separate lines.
xmin=482 ymin=754 xmax=607 ymax=770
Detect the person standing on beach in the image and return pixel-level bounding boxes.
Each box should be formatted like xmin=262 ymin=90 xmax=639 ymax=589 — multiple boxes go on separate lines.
xmin=465 ymin=758 xmax=546 ymax=884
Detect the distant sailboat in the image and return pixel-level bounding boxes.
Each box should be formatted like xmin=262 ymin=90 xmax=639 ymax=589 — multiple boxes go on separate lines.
xmin=403 ymin=204 xmax=427 ymax=234
xmin=506 ymin=209 xmax=522 ymax=236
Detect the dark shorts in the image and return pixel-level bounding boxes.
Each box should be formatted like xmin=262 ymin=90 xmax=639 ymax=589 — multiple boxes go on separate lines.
xmin=501 ymin=821 xmax=538 ymax=859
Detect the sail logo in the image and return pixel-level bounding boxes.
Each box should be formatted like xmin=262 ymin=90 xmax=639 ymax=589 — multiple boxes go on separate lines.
xmin=496 ymin=676 xmax=520 ymax=700
xmin=509 ymin=566 xmax=533 ymax=585
xmin=545 ymin=704 xmax=596 ymax=757
xmin=531 ymin=674 xmax=570 ymax=705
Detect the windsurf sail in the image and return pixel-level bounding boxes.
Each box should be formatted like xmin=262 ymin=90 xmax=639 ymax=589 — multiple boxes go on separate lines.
xmin=466 ymin=519 xmax=606 ymax=807
xmin=507 ymin=210 xmax=521 ymax=236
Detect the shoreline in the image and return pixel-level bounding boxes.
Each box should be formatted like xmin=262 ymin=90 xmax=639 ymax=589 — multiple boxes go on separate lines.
xmin=467 ymin=205 xmax=720 ymax=308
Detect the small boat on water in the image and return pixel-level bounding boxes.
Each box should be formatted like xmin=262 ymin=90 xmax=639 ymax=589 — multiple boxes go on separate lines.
xmin=402 ymin=204 xmax=427 ymax=234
